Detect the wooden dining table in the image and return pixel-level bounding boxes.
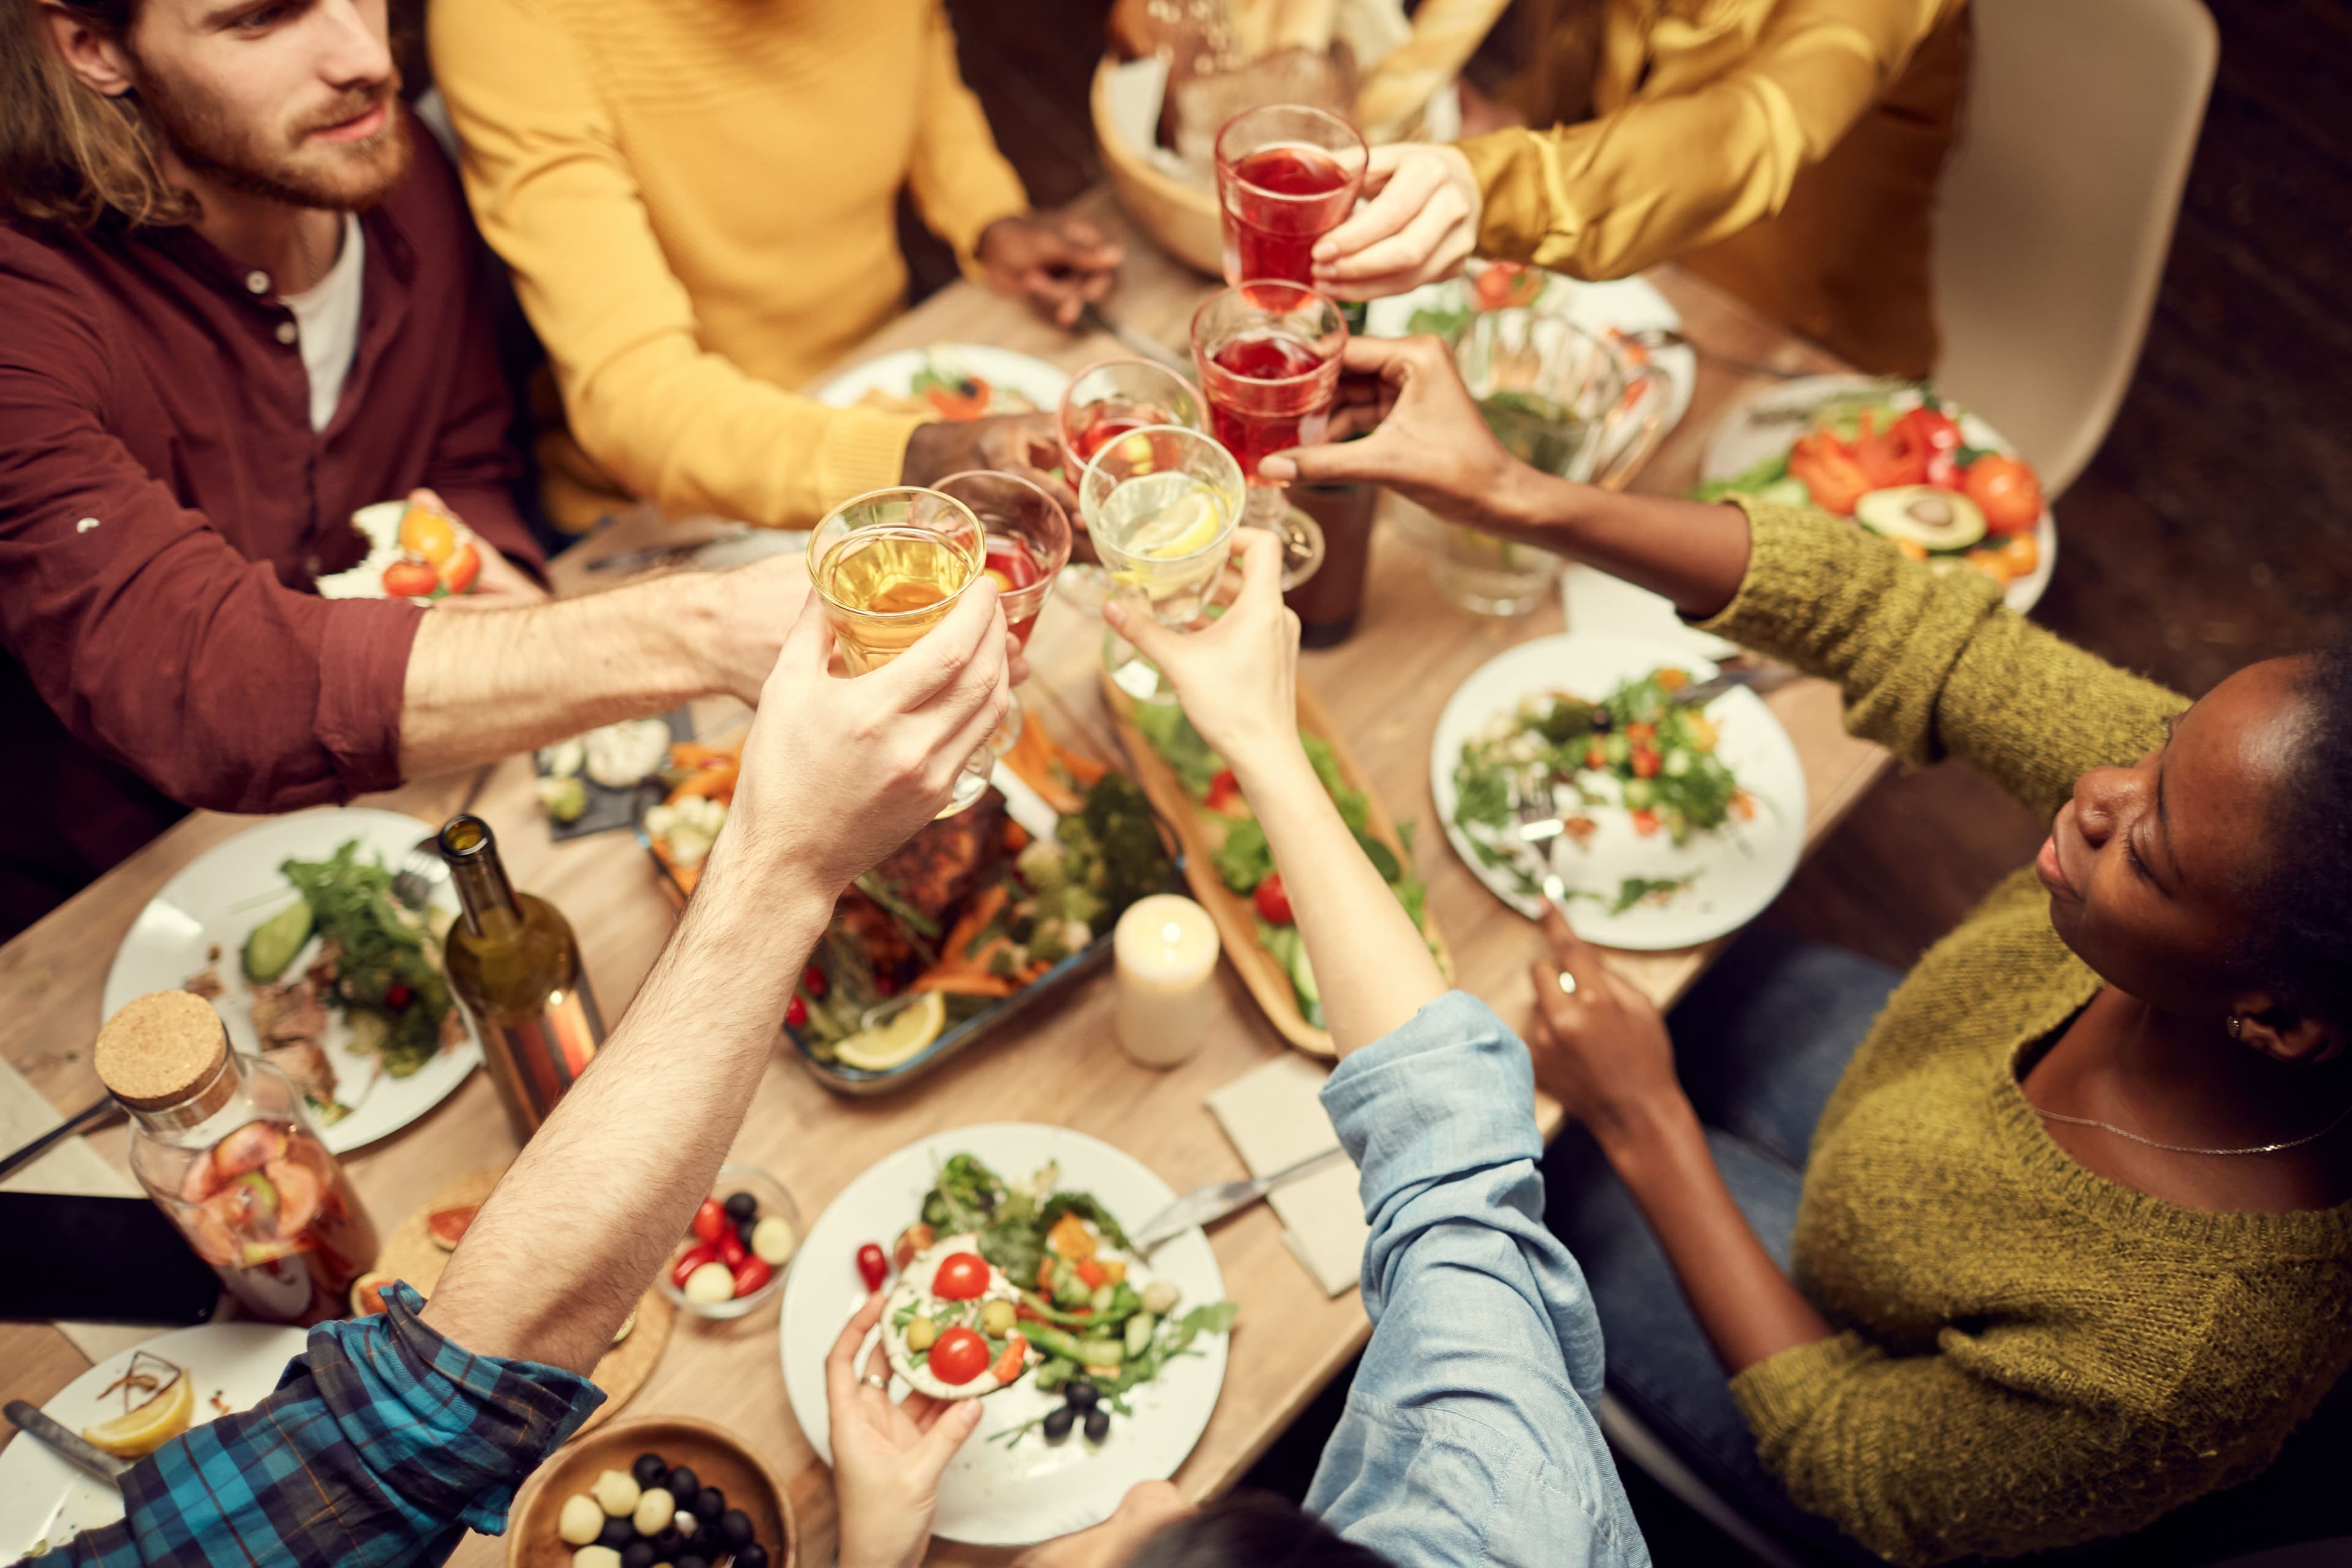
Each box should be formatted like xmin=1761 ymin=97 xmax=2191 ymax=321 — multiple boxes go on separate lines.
xmin=0 ymin=199 xmax=1881 ymax=1566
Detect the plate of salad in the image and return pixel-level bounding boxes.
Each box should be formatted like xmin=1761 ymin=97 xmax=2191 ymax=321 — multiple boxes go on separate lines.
xmin=102 ymin=809 xmax=482 ymax=1153
xmin=815 ymin=344 xmax=1069 ymax=423
xmin=1102 ymin=676 xmax=1451 ymax=1058
xmin=779 ymin=1125 xmax=1232 ymax=1545
xmin=1431 ymin=634 xmax=1807 ymax=951
xmin=1697 ymin=375 xmax=2056 ymax=612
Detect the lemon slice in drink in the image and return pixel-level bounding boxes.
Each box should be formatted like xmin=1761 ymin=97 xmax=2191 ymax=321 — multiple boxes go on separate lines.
xmin=833 ymin=990 xmax=948 ymax=1072
xmin=1131 ymin=486 xmax=1227 ymax=560
xmin=82 ymin=1369 xmax=194 ymax=1459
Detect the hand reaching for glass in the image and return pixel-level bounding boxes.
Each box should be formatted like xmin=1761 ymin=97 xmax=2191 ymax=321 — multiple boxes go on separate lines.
xmin=1308 ymin=143 xmax=1483 ymax=301
xmin=1102 ymin=530 xmax=1300 ymax=774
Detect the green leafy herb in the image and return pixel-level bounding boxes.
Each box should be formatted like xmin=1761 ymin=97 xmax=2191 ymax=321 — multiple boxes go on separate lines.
xmin=276 ymin=840 xmax=452 ymax=1077
xmin=1212 ymin=816 xmax=1273 ymax=894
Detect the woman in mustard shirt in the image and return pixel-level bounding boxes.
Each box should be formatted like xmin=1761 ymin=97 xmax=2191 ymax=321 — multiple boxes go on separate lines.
xmin=1317 ymin=0 xmax=1969 ymax=376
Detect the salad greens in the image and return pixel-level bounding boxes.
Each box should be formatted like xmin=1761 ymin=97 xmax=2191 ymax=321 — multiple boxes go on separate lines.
xmin=274 ymin=840 xmax=455 ymax=1076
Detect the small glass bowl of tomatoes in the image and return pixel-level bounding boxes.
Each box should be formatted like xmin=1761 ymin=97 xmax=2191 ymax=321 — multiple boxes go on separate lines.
xmin=657 ymin=1163 xmax=803 ymax=1320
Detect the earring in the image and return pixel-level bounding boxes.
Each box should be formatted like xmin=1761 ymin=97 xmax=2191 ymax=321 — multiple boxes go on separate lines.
xmin=2227 ymin=1015 xmax=2245 ymax=1040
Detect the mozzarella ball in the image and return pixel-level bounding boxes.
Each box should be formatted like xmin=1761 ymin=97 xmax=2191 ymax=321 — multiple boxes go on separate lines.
xmin=557 ymin=1493 xmax=604 ymax=1545
xmin=683 ymin=1261 xmax=736 ymax=1305
xmin=572 ymin=1548 xmax=622 ymax=1568
xmin=592 ymin=1467 xmax=641 ymax=1517
xmin=751 ymin=1215 xmax=797 ymax=1266
xmin=632 ymin=1485 xmax=675 ymax=1537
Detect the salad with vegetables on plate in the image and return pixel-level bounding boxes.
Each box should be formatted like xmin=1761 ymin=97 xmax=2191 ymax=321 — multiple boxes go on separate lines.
xmin=856 ymin=1154 xmax=1235 ymax=1447
xmin=1453 ymin=668 xmax=1753 ymax=912
xmin=1129 ymin=704 xmax=1431 ymax=1028
xmin=1698 ymin=385 xmax=2045 ymax=587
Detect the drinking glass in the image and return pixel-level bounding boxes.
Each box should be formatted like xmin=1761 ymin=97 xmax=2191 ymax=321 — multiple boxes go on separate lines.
xmin=1079 ymin=426 xmax=1246 ymax=701
xmin=1215 ymin=105 xmax=1367 ymax=288
xmin=807 ymin=486 xmax=993 ymax=815
xmin=931 ymin=470 xmax=1072 ymax=754
xmin=1189 ymin=282 xmax=1340 ymax=587
xmin=1054 ymin=358 xmax=1206 ymax=612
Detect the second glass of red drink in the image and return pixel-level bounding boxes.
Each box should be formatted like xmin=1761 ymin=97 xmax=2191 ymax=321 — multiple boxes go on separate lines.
xmin=1215 ymin=104 xmax=1367 ymax=288
xmin=932 ymin=470 xmax=1071 ymax=752
xmin=1191 ymin=281 xmax=1344 ymax=584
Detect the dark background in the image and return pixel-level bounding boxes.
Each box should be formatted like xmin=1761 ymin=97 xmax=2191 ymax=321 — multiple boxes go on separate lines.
xmin=921 ymin=1 xmax=2352 ymax=1559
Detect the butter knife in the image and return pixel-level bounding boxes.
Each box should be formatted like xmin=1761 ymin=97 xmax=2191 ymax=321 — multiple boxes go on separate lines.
xmin=1130 ymin=1147 xmax=1349 ymax=1254
xmin=3 ymin=1402 xmax=129 ymax=1485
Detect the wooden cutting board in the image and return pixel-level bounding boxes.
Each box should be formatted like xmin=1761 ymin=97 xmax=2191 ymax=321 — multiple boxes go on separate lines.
xmin=1102 ymin=671 xmax=1455 ymax=1057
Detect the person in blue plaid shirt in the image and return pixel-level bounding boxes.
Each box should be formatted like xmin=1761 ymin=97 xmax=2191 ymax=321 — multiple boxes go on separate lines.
xmin=17 ymin=575 xmax=1014 ymax=1568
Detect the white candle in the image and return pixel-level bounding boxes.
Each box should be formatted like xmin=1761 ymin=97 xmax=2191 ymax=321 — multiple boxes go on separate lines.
xmin=1113 ymin=894 xmax=1223 ymax=1069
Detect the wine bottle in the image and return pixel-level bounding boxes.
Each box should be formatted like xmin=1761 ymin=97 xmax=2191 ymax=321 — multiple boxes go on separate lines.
xmin=437 ymin=814 xmax=605 ymax=1140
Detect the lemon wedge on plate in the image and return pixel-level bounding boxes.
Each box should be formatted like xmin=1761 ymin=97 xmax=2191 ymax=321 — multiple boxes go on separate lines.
xmin=82 ymin=1369 xmax=194 ymax=1459
xmin=833 ymin=990 xmax=948 ymax=1073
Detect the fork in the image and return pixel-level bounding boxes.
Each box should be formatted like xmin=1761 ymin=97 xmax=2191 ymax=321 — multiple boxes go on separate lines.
xmin=1504 ymin=772 xmax=1577 ymax=920
xmin=390 ymin=834 xmax=445 ymax=911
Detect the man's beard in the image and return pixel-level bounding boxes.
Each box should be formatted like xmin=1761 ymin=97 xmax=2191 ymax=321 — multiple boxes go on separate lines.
xmin=135 ymin=63 xmax=410 ymax=214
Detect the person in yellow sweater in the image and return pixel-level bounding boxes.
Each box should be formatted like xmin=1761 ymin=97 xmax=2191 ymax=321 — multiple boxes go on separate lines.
xmin=427 ymin=0 xmax=1122 ymax=532
xmin=1265 ymin=336 xmax=2352 ymax=1566
xmin=1314 ymin=0 xmax=1970 ymax=376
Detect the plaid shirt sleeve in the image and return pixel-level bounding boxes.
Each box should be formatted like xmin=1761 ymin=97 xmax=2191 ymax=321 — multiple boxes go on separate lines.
xmin=15 ymin=1285 xmax=603 ymax=1568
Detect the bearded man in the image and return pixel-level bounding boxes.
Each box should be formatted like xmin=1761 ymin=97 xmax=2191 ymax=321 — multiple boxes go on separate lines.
xmin=0 ymin=0 xmax=813 ymax=937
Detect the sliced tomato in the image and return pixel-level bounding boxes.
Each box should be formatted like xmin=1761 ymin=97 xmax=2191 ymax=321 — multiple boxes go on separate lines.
xmin=893 ymin=1222 xmax=936 ymax=1272
xmin=989 ymin=1333 xmax=1029 ymax=1384
xmin=1204 ymin=769 xmax=1248 ymax=818
xmin=438 ymin=541 xmax=481 ymax=595
xmin=1849 ymin=410 xmax=1929 ymax=490
xmin=1786 ymin=432 xmax=1872 ymax=516
xmin=929 ymin=1326 xmax=990 ymax=1384
xmin=1251 ymin=873 xmax=1294 ymax=925
xmin=1074 ymin=1258 xmax=1108 ymax=1291
xmin=1631 ymin=748 xmax=1662 ymax=779
xmin=926 ymin=377 xmax=992 ymax=421
xmin=1630 ymin=809 xmax=1661 ymax=837
xmin=932 ymin=1251 xmax=992 ymax=1301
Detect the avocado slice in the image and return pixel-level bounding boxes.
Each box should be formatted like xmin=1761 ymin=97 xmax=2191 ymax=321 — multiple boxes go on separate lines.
xmin=1855 ymin=486 xmax=1987 ymax=552
xmin=242 ymin=899 xmax=314 ymax=984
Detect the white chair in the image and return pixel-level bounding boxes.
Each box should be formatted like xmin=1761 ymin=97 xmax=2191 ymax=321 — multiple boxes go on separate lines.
xmin=1930 ymin=0 xmax=2218 ymax=498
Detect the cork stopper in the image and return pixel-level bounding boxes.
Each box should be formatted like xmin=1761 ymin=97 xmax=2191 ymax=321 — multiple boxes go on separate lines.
xmin=94 ymin=991 xmax=230 ymax=1111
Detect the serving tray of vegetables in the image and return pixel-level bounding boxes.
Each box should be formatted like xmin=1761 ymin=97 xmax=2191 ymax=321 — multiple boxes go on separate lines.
xmin=636 ymin=688 xmax=1180 ymax=1093
xmin=1102 ymin=673 xmax=1452 ymax=1058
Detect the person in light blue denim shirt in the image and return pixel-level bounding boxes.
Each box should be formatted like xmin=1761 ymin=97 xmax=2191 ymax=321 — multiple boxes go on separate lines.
xmin=820 ymin=532 xmax=1651 ymax=1568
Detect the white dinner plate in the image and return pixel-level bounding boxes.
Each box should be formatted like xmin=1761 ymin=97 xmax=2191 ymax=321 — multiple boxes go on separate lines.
xmin=1700 ymin=374 xmax=2058 ymax=613
xmin=813 ymin=345 xmax=1070 ymax=421
xmin=1363 ymin=266 xmax=1697 ymax=440
xmin=779 ymin=1123 xmax=1229 ymax=1546
xmin=1430 ymin=633 xmax=1808 ymax=951
xmin=102 ymin=809 xmax=482 ymax=1155
xmin=0 ymin=1322 xmax=309 ymax=1561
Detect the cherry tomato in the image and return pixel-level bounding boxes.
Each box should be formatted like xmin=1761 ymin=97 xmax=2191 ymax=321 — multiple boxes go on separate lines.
xmin=1631 ymin=748 xmax=1661 ymax=779
xmin=856 ymin=1243 xmax=888 ymax=1292
xmin=730 ymin=1256 xmax=773 ymax=1297
xmin=1630 ymin=809 xmax=1661 ymax=837
xmin=671 ymin=1243 xmax=718 ymax=1289
xmin=933 ymin=1251 xmax=992 ymax=1302
xmin=384 ymin=981 xmax=412 ymax=1010
xmin=989 ymin=1333 xmax=1029 ymax=1384
xmin=382 ymin=557 xmax=440 ymax=599
xmin=802 ymin=965 xmax=827 ymax=998
xmin=719 ymin=1231 xmax=748 ymax=1269
xmin=1963 ymin=453 xmax=2045 ymax=534
xmin=785 ymin=995 xmax=808 ymax=1028
xmin=1251 ymin=873 xmax=1293 ymax=925
xmin=1624 ymin=722 xmax=1654 ymax=743
xmin=1583 ymin=744 xmax=1608 ymax=771
xmin=1204 ymin=769 xmax=1247 ymax=818
xmin=928 ymin=1326 xmax=990 ymax=1385
xmin=892 ymin=1222 xmax=935 ymax=1272
xmin=692 ymin=1199 xmax=728 ymax=1245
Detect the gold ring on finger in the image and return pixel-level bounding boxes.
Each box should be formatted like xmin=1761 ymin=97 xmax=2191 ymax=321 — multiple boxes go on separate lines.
xmin=1556 ymin=970 xmax=1579 ymax=997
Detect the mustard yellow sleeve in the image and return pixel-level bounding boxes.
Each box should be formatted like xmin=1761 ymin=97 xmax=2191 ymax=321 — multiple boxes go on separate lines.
xmin=1457 ymin=0 xmax=1953 ymax=279
xmin=904 ymin=0 xmax=1030 ymax=281
xmin=1694 ymin=499 xmax=2185 ymax=820
xmin=428 ymin=0 xmax=924 ymax=528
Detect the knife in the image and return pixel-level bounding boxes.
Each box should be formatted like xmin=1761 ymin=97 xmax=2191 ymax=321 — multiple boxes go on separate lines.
xmin=1080 ymin=303 xmax=1193 ymax=375
xmin=4 ymin=1402 xmax=129 ymax=1485
xmin=1129 ymin=1147 xmax=1349 ymax=1254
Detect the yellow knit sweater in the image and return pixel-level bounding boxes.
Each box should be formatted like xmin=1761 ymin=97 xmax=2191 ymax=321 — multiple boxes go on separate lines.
xmin=428 ymin=0 xmax=1030 ymax=529
xmin=1699 ymin=500 xmax=2352 ymax=1565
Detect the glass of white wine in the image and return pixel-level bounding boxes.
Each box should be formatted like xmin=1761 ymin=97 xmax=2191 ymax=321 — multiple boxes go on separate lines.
xmin=807 ymin=486 xmax=993 ymax=815
xmin=1078 ymin=426 xmax=1246 ymax=703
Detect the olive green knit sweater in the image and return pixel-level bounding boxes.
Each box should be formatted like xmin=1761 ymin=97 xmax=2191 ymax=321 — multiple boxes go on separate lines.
xmin=1695 ymin=500 xmax=2352 ymax=1566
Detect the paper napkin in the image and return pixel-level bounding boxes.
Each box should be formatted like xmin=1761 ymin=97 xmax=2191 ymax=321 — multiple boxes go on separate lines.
xmin=1205 ymin=1055 xmax=1367 ymax=1298
xmin=1562 ymin=564 xmax=1741 ymax=660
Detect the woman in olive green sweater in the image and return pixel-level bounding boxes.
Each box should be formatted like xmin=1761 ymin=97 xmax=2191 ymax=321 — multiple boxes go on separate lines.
xmin=1270 ymin=338 xmax=2352 ymax=1566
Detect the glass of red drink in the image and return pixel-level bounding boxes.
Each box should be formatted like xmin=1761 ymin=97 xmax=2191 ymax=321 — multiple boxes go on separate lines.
xmin=933 ymin=470 xmax=1071 ymax=752
xmin=1215 ymin=105 xmax=1367 ymax=288
xmin=1058 ymin=358 xmax=1207 ymax=473
xmin=1191 ymin=282 xmax=1343 ymax=586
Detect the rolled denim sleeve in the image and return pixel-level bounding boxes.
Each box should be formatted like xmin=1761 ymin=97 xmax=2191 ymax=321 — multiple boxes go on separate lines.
xmin=23 ymin=1285 xmax=601 ymax=1568
xmin=1306 ymin=992 xmax=1650 ymax=1568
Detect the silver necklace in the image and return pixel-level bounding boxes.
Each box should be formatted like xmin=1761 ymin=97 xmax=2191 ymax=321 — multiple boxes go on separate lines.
xmin=2030 ymin=1098 xmax=2352 ymax=1157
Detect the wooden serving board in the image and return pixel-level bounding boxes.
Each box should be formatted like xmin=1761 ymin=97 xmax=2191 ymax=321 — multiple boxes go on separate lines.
xmin=1102 ymin=672 xmax=1455 ymax=1058
xmin=375 ymin=1165 xmax=673 ymax=1438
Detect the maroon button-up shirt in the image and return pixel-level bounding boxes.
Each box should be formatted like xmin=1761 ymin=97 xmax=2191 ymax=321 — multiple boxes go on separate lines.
xmin=0 ymin=116 xmax=541 ymax=938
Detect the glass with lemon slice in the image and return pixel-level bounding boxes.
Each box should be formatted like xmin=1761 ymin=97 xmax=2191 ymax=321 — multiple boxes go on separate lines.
xmin=1079 ymin=426 xmax=1252 ymax=701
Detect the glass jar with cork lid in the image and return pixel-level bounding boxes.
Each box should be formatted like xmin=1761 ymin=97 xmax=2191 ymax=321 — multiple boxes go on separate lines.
xmin=96 ymin=990 xmax=379 ymax=1325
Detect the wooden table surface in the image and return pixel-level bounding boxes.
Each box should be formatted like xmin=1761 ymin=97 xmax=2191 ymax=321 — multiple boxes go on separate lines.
xmin=0 ymin=201 xmax=1874 ymax=1565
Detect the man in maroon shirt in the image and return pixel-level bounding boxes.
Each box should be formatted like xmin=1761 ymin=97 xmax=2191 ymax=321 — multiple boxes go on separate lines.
xmin=0 ymin=0 xmax=807 ymax=937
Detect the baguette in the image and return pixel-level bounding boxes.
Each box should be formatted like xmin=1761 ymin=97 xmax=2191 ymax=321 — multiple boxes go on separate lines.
xmin=1352 ymin=0 xmax=1509 ymax=138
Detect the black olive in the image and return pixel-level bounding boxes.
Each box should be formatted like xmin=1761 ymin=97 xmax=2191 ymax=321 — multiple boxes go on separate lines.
xmin=598 ymin=1517 xmax=636 ymax=1549
xmin=1042 ymin=1405 xmax=1076 ymax=1443
xmin=738 ymin=1216 xmax=760 ymax=1247
xmin=676 ymin=1556 xmax=709 ymax=1568
xmin=664 ymin=1467 xmax=699 ymax=1502
xmin=693 ymin=1487 xmax=726 ymax=1522
xmin=630 ymin=1452 xmax=669 ymax=1489
xmin=1084 ymin=1406 xmax=1112 ymax=1441
xmin=723 ymin=1191 xmax=759 ymax=1223
xmin=1063 ymin=1380 xmax=1098 ymax=1411
xmin=652 ymin=1526 xmax=685 ymax=1557
xmin=718 ymin=1509 xmax=755 ymax=1547
xmin=620 ymin=1544 xmax=657 ymax=1568
xmin=1589 ymin=709 xmax=1612 ymax=733
xmin=736 ymin=1546 xmax=769 ymax=1568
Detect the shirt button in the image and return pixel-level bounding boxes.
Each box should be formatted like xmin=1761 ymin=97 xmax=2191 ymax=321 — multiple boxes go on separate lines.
xmin=274 ymin=321 xmax=298 ymax=345
xmin=244 ymin=270 xmax=270 ymax=295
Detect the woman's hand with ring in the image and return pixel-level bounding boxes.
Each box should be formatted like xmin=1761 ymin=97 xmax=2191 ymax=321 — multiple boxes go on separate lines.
xmin=824 ymin=1289 xmax=984 ymax=1568
xmin=1526 ymin=907 xmax=1686 ymax=1147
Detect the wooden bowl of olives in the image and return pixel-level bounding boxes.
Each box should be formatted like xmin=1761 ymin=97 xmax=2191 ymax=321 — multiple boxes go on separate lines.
xmin=508 ymin=1413 xmax=794 ymax=1568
